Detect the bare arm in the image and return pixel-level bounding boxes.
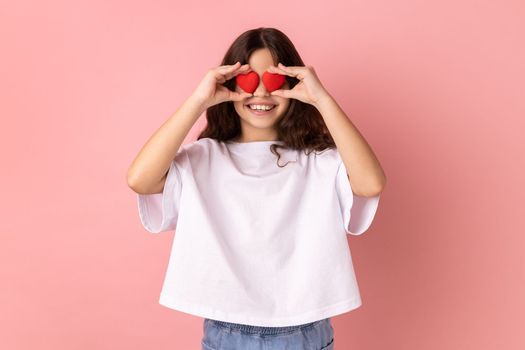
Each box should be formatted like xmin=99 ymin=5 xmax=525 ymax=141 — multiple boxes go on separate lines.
xmin=314 ymin=93 xmax=386 ymax=197
xmin=126 ymin=62 xmax=253 ymax=195
xmin=126 ymin=95 xmax=205 ymax=194
xmin=267 ymin=64 xmax=385 ymax=197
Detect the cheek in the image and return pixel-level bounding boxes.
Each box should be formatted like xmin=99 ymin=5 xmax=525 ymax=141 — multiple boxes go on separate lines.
xmin=276 ymin=100 xmax=290 ymax=115
xmin=276 ymin=97 xmax=289 ymax=107
xmin=233 ymin=101 xmax=243 ymax=111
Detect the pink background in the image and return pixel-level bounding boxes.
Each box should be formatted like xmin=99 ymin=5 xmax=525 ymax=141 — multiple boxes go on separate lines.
xmin=1 ymin=0 xmax=524 ymax=349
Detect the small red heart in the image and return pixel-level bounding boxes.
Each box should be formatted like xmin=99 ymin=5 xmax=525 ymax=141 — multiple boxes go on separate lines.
xmin=235 ymin=71 xmax=259 ymax=93
xmin=236 ymin=71 xmax=286 ymax=93
xmin=262 ymin=72 xmax=286 ymax=92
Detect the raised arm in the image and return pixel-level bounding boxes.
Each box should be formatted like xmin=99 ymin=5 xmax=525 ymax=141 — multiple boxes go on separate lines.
xmin=126 ymin=95 xmax=204 ymax=194
xmin=127 ymin=62 xmax=254 ymax=195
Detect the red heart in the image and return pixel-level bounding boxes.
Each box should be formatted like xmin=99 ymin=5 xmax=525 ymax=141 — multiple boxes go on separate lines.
xmin=235 ymin=71 xmax=259 ymax=93
xmin=235 ymin=71 xmax=286 ymax=93
xmin=262 ymin=72 xmax=285 ymax=92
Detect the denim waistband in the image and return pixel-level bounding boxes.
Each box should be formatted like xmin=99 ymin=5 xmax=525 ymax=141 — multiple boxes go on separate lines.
xmin=206 ymin=318 xmax=327 ymax=335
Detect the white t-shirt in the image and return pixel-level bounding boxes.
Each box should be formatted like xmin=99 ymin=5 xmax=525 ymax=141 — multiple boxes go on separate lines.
xmin=136 ymin=137 xmax=381 ymax=327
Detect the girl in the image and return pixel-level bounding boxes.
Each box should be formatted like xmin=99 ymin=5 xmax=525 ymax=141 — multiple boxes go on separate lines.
xmin=128 ymin=27 xmax=386 ymax=350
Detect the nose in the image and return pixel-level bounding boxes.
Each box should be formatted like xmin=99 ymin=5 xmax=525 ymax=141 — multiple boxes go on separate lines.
xmin=253 ymin=75 xmax=270 ymax=97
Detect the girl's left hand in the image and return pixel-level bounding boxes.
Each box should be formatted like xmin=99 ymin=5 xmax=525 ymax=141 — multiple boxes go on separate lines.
xmin=268 ymin=63 xmax=331 ymax=106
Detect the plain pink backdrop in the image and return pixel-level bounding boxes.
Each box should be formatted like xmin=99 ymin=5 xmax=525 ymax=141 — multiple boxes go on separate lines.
xmin=1 ymin=0 xmax=524 ymax=349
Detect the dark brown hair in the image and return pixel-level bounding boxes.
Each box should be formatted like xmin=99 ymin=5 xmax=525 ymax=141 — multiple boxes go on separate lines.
xmin=197 ymin=27 xmax=336 ymax=166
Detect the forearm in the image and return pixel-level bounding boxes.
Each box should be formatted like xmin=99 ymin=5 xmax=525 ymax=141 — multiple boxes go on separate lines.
xmin=314 ymin=94 xmax=386 ymax=197
xmin=127 ymin=95 xmax=205 ymax=194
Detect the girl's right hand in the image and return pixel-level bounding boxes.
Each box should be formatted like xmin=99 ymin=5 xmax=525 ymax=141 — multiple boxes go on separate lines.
xmin=191 ymin=62 xmax=253 ymax=110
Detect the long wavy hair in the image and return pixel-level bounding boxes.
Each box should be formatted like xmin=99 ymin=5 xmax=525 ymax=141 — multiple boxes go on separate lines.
xmin=197 ymin=27 xmax=336 ymax=167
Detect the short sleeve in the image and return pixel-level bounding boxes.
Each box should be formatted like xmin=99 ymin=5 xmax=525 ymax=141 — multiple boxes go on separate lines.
xmin=335 ymin=157 xmax=381 ymax=235
xmin=136 ymin=153 xmax=184 ymax=234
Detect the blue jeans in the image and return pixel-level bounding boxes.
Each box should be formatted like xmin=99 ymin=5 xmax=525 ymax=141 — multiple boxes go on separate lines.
xmin=201 ymin=317 xmax=334 ymax=350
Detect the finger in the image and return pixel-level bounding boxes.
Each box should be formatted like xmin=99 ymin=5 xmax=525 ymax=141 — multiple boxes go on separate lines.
xmin=230 ymin=91 xmax=253 ymax=101
xmin=268 ymin=64 xmax=299 ymax=79
xmin=267 ymin=65 xmax=287 ymax=74
xmin=222 ymin=63 xmax=251 ymax=81
xmin=217 ymin=61 xmax=249 ymax=75
xmin=217 ymin=85 xmax=252 ymax=101
xmin=215 ymin=73 xmax=227 ymax=84
xmin=217 ymin=61 xmax=240 ymax=73
xmin=277 ymin=63 xmax=306 ymax=78
xmin=270 ymin=89 xmax=294 ymax=99
xmin=215 ymin=66 xmax=248 ymax=83
xmin=214 ymin=62 xmax=240 ymax=79
xmin=228 ymin=64 xmax=251 ymax=79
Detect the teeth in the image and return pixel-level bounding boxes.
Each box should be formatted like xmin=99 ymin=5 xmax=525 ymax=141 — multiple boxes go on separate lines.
xmin=248 ymin=104 xmax=275 ymax=111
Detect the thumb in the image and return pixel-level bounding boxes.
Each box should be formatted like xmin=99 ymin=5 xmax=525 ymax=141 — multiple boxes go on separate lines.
xmin=270 ymin=89 xmax=289 ymax=98
xmin=230 ymin=92 xmax=252 ymax=101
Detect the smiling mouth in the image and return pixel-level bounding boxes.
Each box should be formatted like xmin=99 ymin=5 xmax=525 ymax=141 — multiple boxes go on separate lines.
xmin=244 ymin=104 xmax=277 ymax=115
